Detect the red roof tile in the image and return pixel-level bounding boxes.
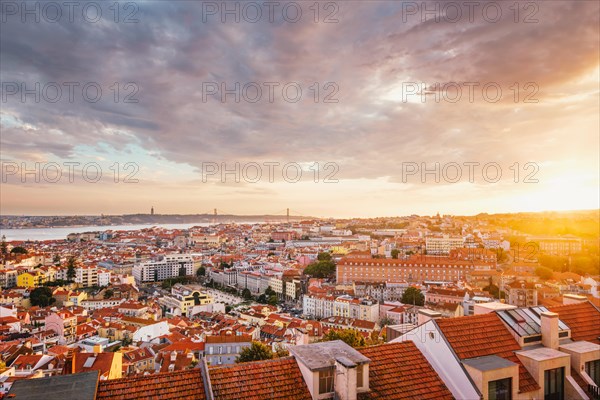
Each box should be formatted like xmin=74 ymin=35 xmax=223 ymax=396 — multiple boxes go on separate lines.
xmin=97 ymin=369 xmax=206 ymax=400
xmin=209 ymin=357 xmax=311 ymax=400
xmin=549 ymin=301 xmax=600 ymax=344
xmin=436 ymin=313 xmax=539 ymax=393
xmin=358 ymin=342 xmax=453 ymax=400
xmin=206 ymin=333 xmax=251 ymax=344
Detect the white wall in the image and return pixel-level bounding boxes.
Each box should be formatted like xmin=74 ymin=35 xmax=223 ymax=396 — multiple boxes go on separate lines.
xmin=133 ymin=321 xmax=170 ymax=342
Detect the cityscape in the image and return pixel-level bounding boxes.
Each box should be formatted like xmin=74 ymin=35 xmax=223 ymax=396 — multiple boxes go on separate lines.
xmin=0 ymin=211 xmax=598 ymax=399
xmin=1 ymin=1 xmax=599 ymax=400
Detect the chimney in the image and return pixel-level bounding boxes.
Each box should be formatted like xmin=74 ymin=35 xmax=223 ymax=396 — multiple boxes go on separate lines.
xmin=417 ymin=309 xmax=442 ymax=325
xmin=541 ymin=312 xmax=559 ymax=349
xmin=93 ymin=344 xmax=102 ymax=355
xmin=334 ymin=356 xmax=358 ymax=400
xmin=563 ymin=294 xmax=587 ymax=305
xmin=295 ymin=328 xmax=309 ymax=345
xmin=63 ymin=349 xmax=74 ymax=375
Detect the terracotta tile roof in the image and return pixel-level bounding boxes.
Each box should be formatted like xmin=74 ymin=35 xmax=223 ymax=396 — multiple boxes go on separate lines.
xmin=436 ymin=313 xmax=539 ymax=393
xmin=74 ymin=353 xmax=117 ymax=378
xmin=549 ymin=301 xmax=600 ymax=344
xmin=206 ymin=333 xmax=251 ymax=344
xmin=97 ymin=369 xmax=206 ymax=400
xmin=158 ymin=352 xmax=196 ymax=372
xmin=358 ymin=342 xmax=453 ymax=400
xmin=209 ymin=357 xmax=311 ymax=400
xmin=161 ymin=340 xmax=205 ymax=353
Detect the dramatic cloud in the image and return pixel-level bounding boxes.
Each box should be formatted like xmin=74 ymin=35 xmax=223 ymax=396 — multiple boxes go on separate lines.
xmin=1 ymin=0 xmax=598 ymax=216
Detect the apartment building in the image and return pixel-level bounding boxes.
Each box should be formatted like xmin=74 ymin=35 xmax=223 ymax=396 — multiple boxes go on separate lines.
xmin=426 ymin=235 xmax=465 ymax=255
xmin=209 ymin=268 xmax=237 ymax=287
xmin=506 ymin=280 xmax=539 ymax=307
xmin=285 ymin=279 xmax=302 ymax=302
xmin=191 ymin=234 xmax=222 ymax=247
xmin=76 ymin=266 xmax=99 ymax=287
xmin=353 ymin=281 xmax=409 ymax=302
xmin=204 ymin=332 xmax=251 ymax=365
xmin=337 ymin=256 xmax=490 ymax=284
xmin=0 ymin=269 xmax=18 ymax=288
xmin=132 ymin=254 xmax=194 ymax=283
xmin=528 ymin=235 xmax=584 ymax=256
xmin=303 ymin=294 xmax=379 ymax=322
xmin=425 ymin=287 xmax=468 ymax=305
xmin=81 ymin=298 xmax=127 ymax=311
xmin=44 ymin=310 xmax=77 ymax=344
xmin=158 ymin=284 xmax=213 ymax=317
xmin=98 ymin=270 xmax=112 ymax=287
xmin=16 ymin=270 xmax=47 ymax=287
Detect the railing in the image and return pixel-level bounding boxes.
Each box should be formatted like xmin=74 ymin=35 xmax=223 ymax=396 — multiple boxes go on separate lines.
xmin=589 ymin=384 xmax=600 ymax=400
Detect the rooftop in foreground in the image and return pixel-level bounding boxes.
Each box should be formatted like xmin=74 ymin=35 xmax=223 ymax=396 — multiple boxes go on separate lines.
xmin=289 ymin=339 xmax=370 ymax=371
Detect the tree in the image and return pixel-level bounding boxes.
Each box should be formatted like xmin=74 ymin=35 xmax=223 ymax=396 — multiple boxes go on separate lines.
xmin=321 ymin=329 xmax=365 ymax=348
xmin=196 ymin=266 xmax=206 ymax=277
xmin=52 ymin=254 xmax=61 ymax=265
xmin=265 ymin=286 xmax=275 ymax=296
xmin=401 ymin=287 xmax=424 ymax=306
xmin=534 ymin=266 xmax=554 ymax=280
xmin=483 ymin=283 xmax=500 ymax=298
xmin=538 ymin=255 xmax=569 ymax=272
xmin=267 ymin=294 xmax=278 ymax=306
xmin=30 ymin=287 xmax=56 ymax=307
xmin=303 ymin=259 xmax=336 ymax=278
xmin=365 ymin=330 xmax=384 ymax=346
xmin=242 ymin=288 xmax=253 ymax=300
xmin=66 ymin=256 xmax=76 ymax=280
xmin=317 ymin=252 xmax=332 ymax=262
xmin=236 ymin=342 xmax=274 ymax=363
xmin=10 ymin=246 xmax=27 ymax=255
xmin=391 ymin=249 xmax=400 ymax=259
xmin=0 ymin=236 xmax=7 ymax=257
xmin=104 ymin=289 xmax=114 ymax=299
xmin=571 ymin=255 xmax=600 ymax=276
xmin=257 ymin=293 xmax=267 ymax=304
xmin=274 ymin=345 xmax=289 ymax=358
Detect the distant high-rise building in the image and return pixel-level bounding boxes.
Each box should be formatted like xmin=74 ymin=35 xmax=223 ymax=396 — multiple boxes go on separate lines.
xmin=151 ymin=206 xmax=154 ymax=215
xmin=132 ymin=254 xmax=194 ymax=283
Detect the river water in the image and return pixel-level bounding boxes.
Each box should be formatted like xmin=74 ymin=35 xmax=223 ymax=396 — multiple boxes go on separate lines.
xmin=0 ymin=222 xmax=216 ymax=241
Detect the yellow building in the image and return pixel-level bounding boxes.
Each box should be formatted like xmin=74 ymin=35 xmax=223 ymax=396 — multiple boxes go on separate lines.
xmin=158 ymin=284 xmax=213 ymax=317
xmin=17 ymin=271 xmax=46 ymax=287
xmin=68 ymin=291 xmax=88 ymax=306
xmin=331 ymin=246 xmax=350 ymax=255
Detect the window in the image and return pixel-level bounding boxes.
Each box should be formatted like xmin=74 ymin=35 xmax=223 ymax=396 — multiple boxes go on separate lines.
xmin=356 ymin=364 xmax=364 ymax=388
xmin=544 ymin=367 xmax=564 ymax=400
xmin=488 ymin=378 xmax=511 ymax=400
xmin=319 ymin=368 xmax=334 ymax=394
xmin=586 ymin=359 xmax=600 ymax=386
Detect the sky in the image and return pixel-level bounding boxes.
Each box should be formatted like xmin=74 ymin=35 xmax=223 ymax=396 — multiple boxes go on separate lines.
xmin=0 ymin=1 xmax=599 ymax=218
